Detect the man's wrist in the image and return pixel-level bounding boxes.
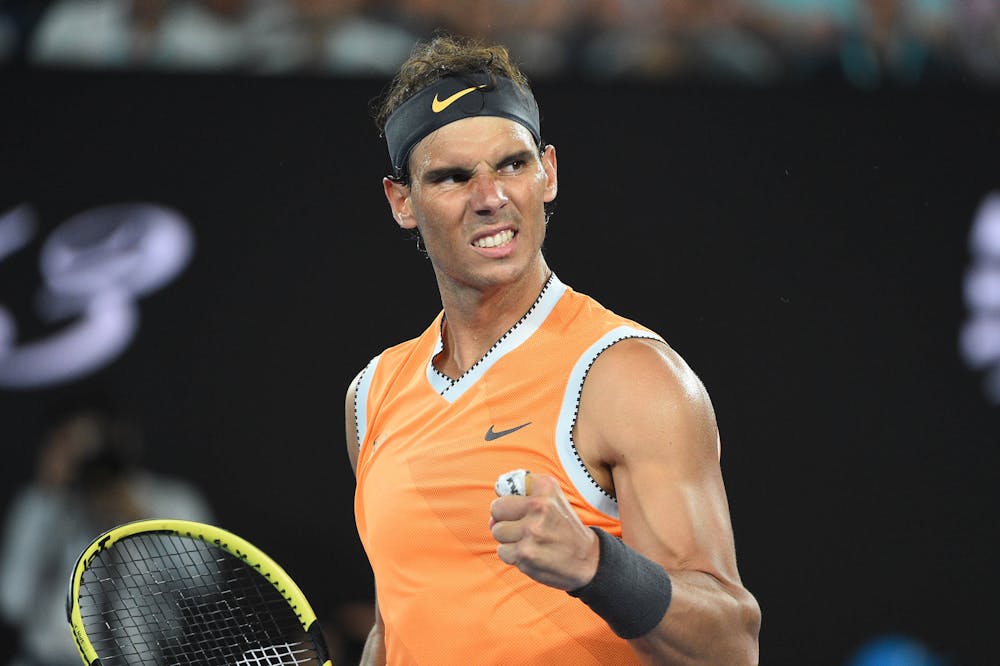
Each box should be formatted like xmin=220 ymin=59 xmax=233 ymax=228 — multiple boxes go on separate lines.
xmin=568 ymin=526 xmax=673 ymax=639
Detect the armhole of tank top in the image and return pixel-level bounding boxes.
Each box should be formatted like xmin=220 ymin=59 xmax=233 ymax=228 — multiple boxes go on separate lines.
xmin=354 ymin=354 xmax=380 ymax=460
xmin=555 ymin=325 xmax=664 ymax=520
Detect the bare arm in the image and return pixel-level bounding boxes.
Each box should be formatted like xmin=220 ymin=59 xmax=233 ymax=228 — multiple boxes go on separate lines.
xmin=491 ymin=338 xmax=760 ymax=664
xmin=583 ymin=338 xmax=760 ymax=664
xmin=345 ymin=372 xmax=387 ymax=666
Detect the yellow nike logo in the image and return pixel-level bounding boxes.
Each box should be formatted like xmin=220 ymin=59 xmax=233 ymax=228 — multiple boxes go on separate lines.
xmin=432 ymin=85 xmax=486 ymax=113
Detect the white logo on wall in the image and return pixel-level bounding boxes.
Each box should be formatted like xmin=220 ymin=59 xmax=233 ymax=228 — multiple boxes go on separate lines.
xmin=0 ymin=203 xmax=194 ymax=389
xmin=960 ymin=191 xmax=1000 ymax=404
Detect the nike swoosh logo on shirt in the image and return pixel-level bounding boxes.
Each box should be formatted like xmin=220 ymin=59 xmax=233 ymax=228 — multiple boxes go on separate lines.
xmin=432 ymin=85 xmax=486 ymax=113
xmin=485 ymin=422 xmax=532 ymax=441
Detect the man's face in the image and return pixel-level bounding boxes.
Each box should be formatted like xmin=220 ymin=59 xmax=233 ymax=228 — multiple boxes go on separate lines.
xmin=384 ymin=116 xmax=558 ymax=294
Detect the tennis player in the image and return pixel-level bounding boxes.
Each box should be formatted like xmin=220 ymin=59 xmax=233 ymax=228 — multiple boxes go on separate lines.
xmin=346 ymin=35 xmax=760 ymax=665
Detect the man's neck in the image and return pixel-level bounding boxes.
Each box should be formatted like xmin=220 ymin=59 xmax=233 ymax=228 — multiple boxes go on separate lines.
xmin=434 ymin=262 xmax=550 ymax=377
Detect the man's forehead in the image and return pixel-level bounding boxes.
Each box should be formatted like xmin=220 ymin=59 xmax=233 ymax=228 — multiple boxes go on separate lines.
xmin=412 ymin=116 xmax=536 ymax=167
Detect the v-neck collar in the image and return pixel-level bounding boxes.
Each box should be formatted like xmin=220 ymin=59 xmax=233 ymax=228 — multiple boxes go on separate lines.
xmin=427 ymin=274 xmax=566 ymax=403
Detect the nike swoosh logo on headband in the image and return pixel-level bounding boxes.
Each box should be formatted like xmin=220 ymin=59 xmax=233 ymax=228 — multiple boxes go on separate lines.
xmin=432 ymin=85 xmax=487 ymax=113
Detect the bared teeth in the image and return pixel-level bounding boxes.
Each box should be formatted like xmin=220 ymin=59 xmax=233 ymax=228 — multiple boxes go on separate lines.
xmin=474 ymin=229 xmax=514 ymax=248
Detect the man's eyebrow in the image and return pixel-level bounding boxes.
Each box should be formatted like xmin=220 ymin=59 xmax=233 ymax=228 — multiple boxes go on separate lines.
xmin=421 ymin=150 xmax=538 ymax=183
xmin=499 ymin=149 xmax=537 ymax=166
xmin=422 ymin=164 xmax=474 ymax=183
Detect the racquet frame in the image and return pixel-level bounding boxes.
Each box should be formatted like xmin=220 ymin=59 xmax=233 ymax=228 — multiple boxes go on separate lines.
xmin=66 ymin=518 xmax=332 ymax=666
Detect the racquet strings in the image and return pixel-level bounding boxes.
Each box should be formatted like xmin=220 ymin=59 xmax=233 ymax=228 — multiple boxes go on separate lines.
xmin=75 ymin=532 xmax=324 ymax=665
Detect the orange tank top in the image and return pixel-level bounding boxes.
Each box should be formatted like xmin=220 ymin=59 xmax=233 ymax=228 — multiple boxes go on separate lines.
xmin=353 ymin=275 xmax=662 ymax=665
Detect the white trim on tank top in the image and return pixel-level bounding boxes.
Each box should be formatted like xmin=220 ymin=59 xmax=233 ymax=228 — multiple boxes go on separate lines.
xmin=354 ymin=354 xmax=380 ymax=450
xmin=556 ymin=325 xmax=664 ymax=519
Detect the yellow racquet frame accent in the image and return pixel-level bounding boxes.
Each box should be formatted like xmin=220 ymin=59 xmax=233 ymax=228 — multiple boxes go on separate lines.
xmin=67 ymin=518 xmax=332 ymax=666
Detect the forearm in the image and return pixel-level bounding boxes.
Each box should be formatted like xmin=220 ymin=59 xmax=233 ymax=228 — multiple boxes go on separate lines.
xmin=358 ymin=624 xmax=386 ymax=666
xmin=571 ymin=528 xmax=759 ymax=665
xmin=628 ymin=570 xmax=760 ymax=665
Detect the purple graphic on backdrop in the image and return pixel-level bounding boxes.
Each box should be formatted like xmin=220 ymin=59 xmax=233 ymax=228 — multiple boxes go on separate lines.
xmin=0 ymin=203 xmax=194 ymax=389
xmin=960 ymin=191 xmax=1000 ymax=404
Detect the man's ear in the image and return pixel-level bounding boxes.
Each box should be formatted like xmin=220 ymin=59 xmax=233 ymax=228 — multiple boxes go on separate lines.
xmin=541 ymin=145 xmax=558 ymax=203
xmin=383 ymin=177 xmax=416 ymax=229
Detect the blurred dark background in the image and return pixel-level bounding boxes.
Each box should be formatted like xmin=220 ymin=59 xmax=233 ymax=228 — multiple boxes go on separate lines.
xmin=1 ymin=2 xmax=999 ymax=663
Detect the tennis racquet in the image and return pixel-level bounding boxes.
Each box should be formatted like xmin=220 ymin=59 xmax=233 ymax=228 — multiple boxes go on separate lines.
xmin=66 ymin=518 xmax=332 ymax=665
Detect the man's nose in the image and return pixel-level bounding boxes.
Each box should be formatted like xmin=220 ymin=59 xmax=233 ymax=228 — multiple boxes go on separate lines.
xmin=469 ymin=173 xmax=509 ymax=216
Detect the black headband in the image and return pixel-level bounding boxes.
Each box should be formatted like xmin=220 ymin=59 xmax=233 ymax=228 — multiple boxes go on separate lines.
xmin=384 ymin=73 xmax=541 ymax=178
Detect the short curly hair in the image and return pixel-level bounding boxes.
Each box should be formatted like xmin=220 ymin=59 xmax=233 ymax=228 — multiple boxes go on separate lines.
xmin=373 ymin=34 xmax=532 ymax=138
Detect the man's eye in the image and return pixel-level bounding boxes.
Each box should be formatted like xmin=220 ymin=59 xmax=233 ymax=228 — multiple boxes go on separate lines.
xmin=500 ymin=160 xmax=525 ymax=174
xmin=436 ymin=172 xmax=470 ymax=184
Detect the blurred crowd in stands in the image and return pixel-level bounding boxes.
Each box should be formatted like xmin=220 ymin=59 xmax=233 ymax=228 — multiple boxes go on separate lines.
xmin=0 ymin=0 xmax=998 ymax=85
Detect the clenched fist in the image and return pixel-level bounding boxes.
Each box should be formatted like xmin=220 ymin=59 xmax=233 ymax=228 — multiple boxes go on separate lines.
xmin=490 ymin=471 xmax=599 ymax=591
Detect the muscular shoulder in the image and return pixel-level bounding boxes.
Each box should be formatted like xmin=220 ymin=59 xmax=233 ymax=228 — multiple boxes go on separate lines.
xmin=593 ymin=338 xmax=709 ymax=408
xmin=577 ymin=337 xmax=719 ymax=470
